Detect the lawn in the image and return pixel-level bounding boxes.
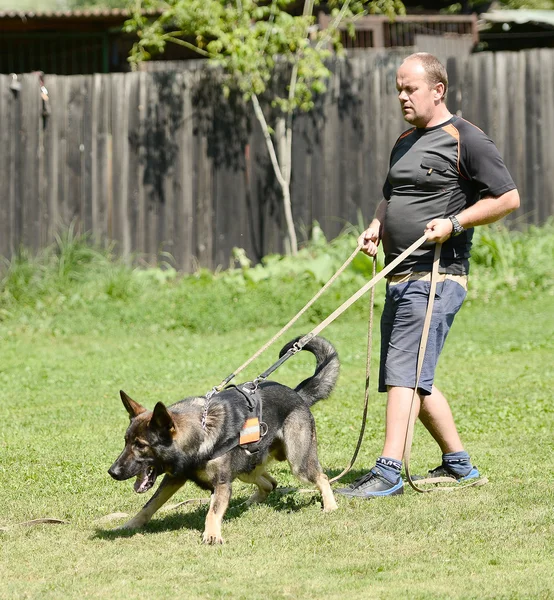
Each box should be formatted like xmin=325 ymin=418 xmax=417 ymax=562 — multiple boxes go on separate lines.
xmin=1 ymin=288 xmax=553 ymax=599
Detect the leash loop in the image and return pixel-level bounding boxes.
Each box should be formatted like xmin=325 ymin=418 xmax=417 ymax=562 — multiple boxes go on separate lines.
xmin=403 ymin=242 xmax=488 ymax=493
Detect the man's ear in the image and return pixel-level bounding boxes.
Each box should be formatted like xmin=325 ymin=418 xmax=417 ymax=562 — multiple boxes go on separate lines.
xmin=150 ymin=402 xmax=175 ymax=436
xmin=120 ymin=390 xmax=147 ymax=419
xmin=434 ymin=82 xmax=446 ymax=102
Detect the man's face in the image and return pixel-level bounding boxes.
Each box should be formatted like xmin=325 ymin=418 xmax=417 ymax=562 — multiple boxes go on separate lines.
xmin=396 ymin=60 xmax=443 ymax=128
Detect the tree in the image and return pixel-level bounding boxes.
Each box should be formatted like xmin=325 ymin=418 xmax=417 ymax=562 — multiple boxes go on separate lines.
xmin=124 ymin=0 xmax=404 ymax=255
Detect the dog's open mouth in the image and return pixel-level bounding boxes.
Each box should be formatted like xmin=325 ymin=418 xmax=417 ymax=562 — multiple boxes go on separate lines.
xmin=134 ymin=466 xmax=158 ymax=493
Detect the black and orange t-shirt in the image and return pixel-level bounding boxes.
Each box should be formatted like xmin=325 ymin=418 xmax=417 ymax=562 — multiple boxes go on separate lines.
xmin=382 ymin=115 xmax=516 ymax=275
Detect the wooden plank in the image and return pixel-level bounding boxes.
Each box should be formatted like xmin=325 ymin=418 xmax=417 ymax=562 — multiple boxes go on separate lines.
xmin=493 ymin=53 xmax=506 ymax=154
xmin=305 ymin=85 xmax=325 ymax=250
xmin=524 ymin=51 xmax=540 ymax=224
xmin=369 ymin=52 xmax=386 ymax=218
xmin=173 ymin=70 xmax=195 ymax=271
xmin=142 ymin=73 xmax=160 ymax=264
xmin=42 ymin=75 xmax=58 ymax=246
xmin=538 ymin=49 xmax=554 ymax=222
xmin=36 ymin=76 xmax=48 ymax=249
xmin=253 ymin=102 xmax=281 ymax=257
xmin=212 ymin=84 xmax=246 ymax=268
xmin=290 ymin=97 xmax=312 ymax=244
xmin=321 ymin=58 xmax=339 ymax=238
xmin=20 ymin=74 xmax=42 ymax=251
xmin=461 ymin=52 xmax=479 ymax=126
xmin=513 ymin=51 xmax=527 ymax=211
xmin=66 ymin=75 xmax=86 ymax=234
xmin=337 ymin=56 xmax=359 ymax=234
xmin=55 ymin=76 xmax=69 ymax=232
xmin=135 ymin=71 xmax=148 ymax=260
xmin=91 ymin=74 xmax=111 ymax=245
xmin=160 ymin=71 xmax=180 ymax=267
xmin=111 ymin=72 xmax=131 ymax=259
xmin=125 ymin=71 xmax=142 ymax=261
xmin=0 ymin=76 xmax=15 ymax=258
xmin=193 ymin=77 xmax=214 ymax=268
xmin=81 ymin=76 xmax=93 ymax=234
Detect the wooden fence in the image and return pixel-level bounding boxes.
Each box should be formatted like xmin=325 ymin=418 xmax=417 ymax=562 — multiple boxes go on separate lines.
xmin=1 ymin=48 xmax=553 ymax=271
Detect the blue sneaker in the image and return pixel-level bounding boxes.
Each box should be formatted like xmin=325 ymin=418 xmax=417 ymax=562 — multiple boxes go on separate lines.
xmin=335 ymin=468 xmax=404 ymax=498
xmin=413 ymin=465 xmax=481 ymax=482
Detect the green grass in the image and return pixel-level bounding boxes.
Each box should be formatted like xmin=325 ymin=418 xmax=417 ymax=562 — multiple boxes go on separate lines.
xmin=1 ymin=224 xmax=553 ymax=598
xmin=1 ymin=291 xmax=554 ymax=599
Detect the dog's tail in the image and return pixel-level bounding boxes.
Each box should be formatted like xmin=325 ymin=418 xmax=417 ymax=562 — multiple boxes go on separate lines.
xmin=279 ymin=336 xmax=339 ymax=406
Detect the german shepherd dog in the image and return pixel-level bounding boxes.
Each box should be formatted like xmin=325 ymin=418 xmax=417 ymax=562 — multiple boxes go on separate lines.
xmin=108 ymin=336 xmax=339 ymax=544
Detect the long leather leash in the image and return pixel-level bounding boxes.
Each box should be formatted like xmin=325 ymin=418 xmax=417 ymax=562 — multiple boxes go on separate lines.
xmin=206 ymin=234 xmax=430 ymax=398
xmin=328 ymin=257 xmax=376 ymax=484
xmin=403 ymin=242 xmax=488 ymax=492
xmin=206 ymin=233 xmax=487 ymax=492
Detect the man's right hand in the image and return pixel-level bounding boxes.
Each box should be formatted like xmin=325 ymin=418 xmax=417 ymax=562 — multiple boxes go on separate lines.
xmin=358 ymin=223 xmax=381 ymax=257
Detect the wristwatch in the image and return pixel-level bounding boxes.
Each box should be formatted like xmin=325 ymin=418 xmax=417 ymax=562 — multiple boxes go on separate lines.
xmin=448 ymin=215 xmax=465 ymax=237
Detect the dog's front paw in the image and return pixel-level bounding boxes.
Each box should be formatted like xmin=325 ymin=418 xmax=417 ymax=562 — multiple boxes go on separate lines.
xmin=322 ymin=496 xmax=339 ymax=512
xmin=116 ymin=516 xmax=148 ymax=530
xmin=202 ymin=531 xmax=224 ymax=545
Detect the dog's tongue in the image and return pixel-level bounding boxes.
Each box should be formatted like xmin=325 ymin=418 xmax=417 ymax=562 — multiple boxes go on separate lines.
xmin=134 ymin=467 xmax=156 ymax=493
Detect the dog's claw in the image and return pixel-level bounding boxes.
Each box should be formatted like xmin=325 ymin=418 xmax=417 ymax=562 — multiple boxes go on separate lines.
xmin=202 ymin=532 xmax=224 ymax=545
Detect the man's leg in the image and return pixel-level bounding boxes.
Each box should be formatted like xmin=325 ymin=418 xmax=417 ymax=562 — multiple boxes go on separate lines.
xmin=381 ymin=385 xmax=421 ymax=461
xmin=379 ymin=384 xmax=465 ymax=460
xmin=417 ymin=385 xmax=464 ymax=454
xmin=334 ymin=385 xmax=412 ymax=498
xmin=336 ymin=384 xmax=475 ymax=497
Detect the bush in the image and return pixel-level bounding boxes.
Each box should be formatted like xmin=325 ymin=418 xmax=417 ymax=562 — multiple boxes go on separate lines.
xmin=1 ymin=221 xmax=552 ymax=334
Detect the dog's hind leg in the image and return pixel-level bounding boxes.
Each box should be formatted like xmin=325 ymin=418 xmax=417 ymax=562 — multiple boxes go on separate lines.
xmin=203 ymin=482 xmax=232 ymax=544
xmin=314 ymin=472 xmax=338 ymax=512
xmin=118 ymin=475 xmax=187 ymax=530
xmin=246 ymin=473 xmax=277 ymax=505
xmin=238 ymin=466 xmax=278 ymax=505
xmin=284 ymin=413 xmax=338 ymax=513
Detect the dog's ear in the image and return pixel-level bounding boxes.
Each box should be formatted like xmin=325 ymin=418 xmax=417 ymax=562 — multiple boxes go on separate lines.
xmin=120 ymin=390 xmax=147 ymax=419
xmin=150 ymin=402 xmax=175 ymax=436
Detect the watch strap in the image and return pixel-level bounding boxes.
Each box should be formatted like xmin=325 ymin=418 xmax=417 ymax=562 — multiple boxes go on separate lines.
xmin=448 ymin=215 xmax=464 ymax=237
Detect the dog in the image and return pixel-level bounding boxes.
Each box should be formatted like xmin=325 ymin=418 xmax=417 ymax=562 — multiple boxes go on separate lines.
xmin=108 ymin=335 xmax=339 ymax=544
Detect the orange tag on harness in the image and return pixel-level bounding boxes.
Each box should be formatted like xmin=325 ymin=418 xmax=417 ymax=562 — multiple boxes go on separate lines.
xmin=239 ymin=417 xmax=261 ymax=445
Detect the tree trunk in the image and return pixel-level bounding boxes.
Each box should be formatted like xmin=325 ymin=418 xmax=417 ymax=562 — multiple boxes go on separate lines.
xmin=275 ymin=117 xmax=298 ymax=255
xmin=251 ymin=94 xmax=298 ymax=255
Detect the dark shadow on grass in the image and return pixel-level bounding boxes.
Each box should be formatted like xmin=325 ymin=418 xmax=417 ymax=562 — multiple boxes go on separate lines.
xmin=92 ymin=482 xmax=333 ymax=541
xmin=326 ymin=467 xmax=372 ymax=485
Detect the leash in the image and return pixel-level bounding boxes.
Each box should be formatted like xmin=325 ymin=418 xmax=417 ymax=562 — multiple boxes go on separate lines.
xmin=205 ymin=234 xmax=430 ymax=400
xmin=203 ymin=233 xmax=487 ymax=492
xmin=205 ymin=242 xmax=365 ymax=399
xmin=328 ymin=256 xmax=376 ymax=484
xmin=403 ymin=242 xmax=489 ymax=492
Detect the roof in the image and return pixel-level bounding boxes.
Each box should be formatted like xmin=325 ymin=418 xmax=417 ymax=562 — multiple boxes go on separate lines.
xmin=0 ymin=7 xmax=159 ymax=19
xmin=479 ymin=10 xmax=554 ymax=29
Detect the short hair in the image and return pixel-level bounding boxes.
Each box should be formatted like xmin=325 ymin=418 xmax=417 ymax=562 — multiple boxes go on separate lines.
xmin=403 ymin=52 xmax=448 ymax=99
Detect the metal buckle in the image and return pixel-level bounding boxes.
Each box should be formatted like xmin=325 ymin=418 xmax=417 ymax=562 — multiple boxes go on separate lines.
xmin=205 ymin=386 xmax=219 ymax=401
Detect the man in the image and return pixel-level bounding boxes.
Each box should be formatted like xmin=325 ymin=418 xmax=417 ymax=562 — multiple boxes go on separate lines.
xmin=336 ymin=53 xmax=520 ymax=499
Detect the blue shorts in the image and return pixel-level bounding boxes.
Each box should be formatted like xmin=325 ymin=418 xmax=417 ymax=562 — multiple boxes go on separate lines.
xmin=378 ymin=277 xmax=467 ymax=396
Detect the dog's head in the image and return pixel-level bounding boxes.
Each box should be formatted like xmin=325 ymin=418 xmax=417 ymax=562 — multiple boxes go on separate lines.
xmin=108 ymin=390 xmax=176 ymax=494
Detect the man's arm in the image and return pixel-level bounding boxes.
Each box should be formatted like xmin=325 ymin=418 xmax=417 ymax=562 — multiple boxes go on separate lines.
xmin=358 ymin=199 xmax=387 ymax=256
xmin=425 ymin=189 xmax=520 ymax=243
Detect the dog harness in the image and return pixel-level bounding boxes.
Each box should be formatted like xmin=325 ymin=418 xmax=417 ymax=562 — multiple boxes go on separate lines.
xmin=203 ymin=383 xmax=268 ymax=460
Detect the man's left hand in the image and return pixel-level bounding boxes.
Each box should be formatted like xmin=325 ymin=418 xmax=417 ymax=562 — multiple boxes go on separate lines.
xmin=425 ymin=218 xmax=453 ymax=243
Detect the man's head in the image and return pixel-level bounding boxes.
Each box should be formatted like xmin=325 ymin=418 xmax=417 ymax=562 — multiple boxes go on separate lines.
xmin=396 ymin=53 xmax=449 ymax=128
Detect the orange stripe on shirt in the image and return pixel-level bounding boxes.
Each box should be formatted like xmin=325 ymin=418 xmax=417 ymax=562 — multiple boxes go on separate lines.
xmin=442 ymin=123 xmax=468 ymax=180
xmin=398 ymin=127 xmax=416 ymax=141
